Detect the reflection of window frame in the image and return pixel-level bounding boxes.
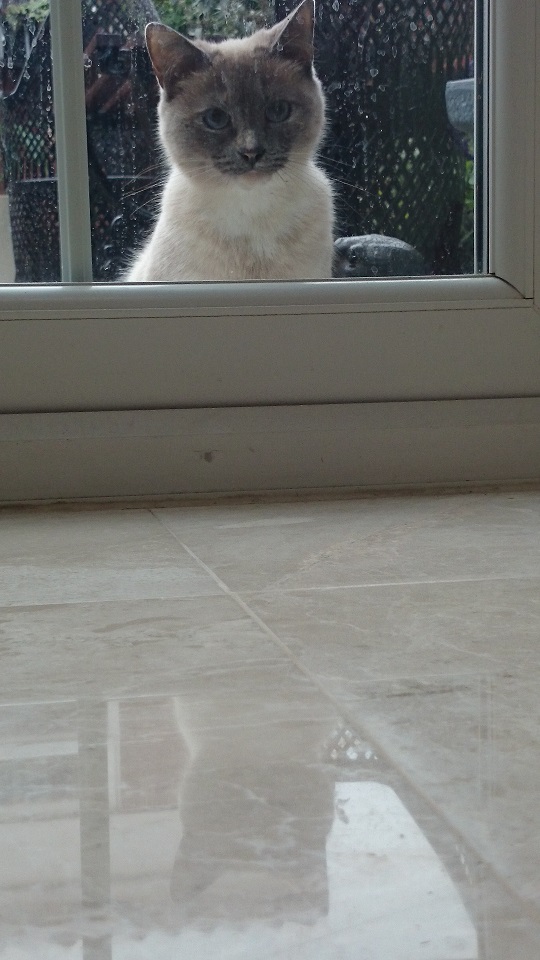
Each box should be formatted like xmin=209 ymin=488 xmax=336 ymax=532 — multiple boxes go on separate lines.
xmin=0 ymin=0 xmax=539 ymax=501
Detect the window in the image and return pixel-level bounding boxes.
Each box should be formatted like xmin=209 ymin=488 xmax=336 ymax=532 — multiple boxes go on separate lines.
xmin=0 ymin=0 xmax=538 ymax=501
xmin=1 ymin=0 xmax=479 ymax=282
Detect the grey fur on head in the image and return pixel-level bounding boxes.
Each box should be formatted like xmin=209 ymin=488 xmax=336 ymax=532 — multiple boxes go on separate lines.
xmin=144 ymin=0 xmax=325 ymax=182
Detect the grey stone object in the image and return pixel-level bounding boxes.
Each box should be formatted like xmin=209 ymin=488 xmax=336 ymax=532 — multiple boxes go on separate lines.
xmin=445 ymin=78 xmax=475 ymax=138
xmin=333 ymin=235 xmax=428 ymax=278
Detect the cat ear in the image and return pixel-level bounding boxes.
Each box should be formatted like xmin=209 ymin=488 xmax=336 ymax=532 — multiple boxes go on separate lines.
xmin=271 ymin=0 xmax=315 ymax=66
xmin=145 ymin=23 xmax=210 ymax=93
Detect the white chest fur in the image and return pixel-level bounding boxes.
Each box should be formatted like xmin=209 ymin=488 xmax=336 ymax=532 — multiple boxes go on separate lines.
xmin=127 ymin=160 xmax=333 ymax=282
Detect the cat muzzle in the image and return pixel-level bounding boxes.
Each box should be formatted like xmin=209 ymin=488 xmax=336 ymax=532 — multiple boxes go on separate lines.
xmin=237 ymin=148 xmax=266 ymax=169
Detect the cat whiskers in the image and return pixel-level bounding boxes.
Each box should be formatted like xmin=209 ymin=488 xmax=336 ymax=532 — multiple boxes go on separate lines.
xmin=276 ymin=157 xmax=330 ymax=187
xmin=271 ymin=159 xmax=361 ymax=224
xmin=317 ymin=153 xmax=383 ymax=201
xmin=124 ymin=158 xmax=229 ymax=218
xmin=123 ymin=179 xmax=166 ymax=202
xmin=281 ymin=155 xmax=382 ymax=223
xmin=122 ymin=162 xmax=167 ymax=199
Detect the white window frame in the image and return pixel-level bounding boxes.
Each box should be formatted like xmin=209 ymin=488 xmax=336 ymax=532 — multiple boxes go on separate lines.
xmin=0 ymin=0 xmax=539 ymax=502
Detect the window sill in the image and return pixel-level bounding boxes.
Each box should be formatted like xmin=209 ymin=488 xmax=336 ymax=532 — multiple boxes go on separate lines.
xmin=0 ymin=274 xmax=525 ymax=321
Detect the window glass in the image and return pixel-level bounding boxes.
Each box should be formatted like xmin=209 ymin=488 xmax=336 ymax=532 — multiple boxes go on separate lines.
xmin=311 ymin=0 xmax=477 ymax=276
xmin=0 ymin=0 xmax=58 ymax=282
xmin=0 ymin=0 xmax=479 ymax=283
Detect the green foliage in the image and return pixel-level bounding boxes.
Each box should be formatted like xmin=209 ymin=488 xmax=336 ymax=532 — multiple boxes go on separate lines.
xmin=151 ymin=0 xmax=196 ymax=34
xmin=459 ymin=156 xmax=475 ymax=272
xmin=1 ymin=0 xmax=271 ymax=36
xmin=153 ymin=0 xmax=272 ymax=38
xmin=2 ymin=0 xmax=49 ymax=26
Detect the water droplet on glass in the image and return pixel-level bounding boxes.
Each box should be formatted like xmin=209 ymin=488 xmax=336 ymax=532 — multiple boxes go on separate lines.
xmin=410 ymin=21 xmax=417 ymax=31
xmin=332 ymin=0 xmax=339 ymax=10
xmin=370 ymin=67 xmax=379 ymax=77
xmin=7 ymin=56 xmax=13 ymax=70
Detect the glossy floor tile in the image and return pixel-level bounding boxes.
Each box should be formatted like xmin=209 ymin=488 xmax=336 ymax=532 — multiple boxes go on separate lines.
xmin=0 ymin=510 xmax=221 ymax=606
xmin=0 ymin=491 xmax=539 ymax=959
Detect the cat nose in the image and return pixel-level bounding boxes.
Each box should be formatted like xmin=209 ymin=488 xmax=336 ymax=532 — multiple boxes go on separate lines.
xmin=237 ymin=147 xmax=265 ymax=168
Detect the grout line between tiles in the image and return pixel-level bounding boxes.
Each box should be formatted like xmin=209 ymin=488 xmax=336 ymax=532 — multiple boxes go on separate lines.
xmin=241 ymin=574 xmax=540 ymax=594
xmin=174 ymin=540 xmax=326 ymax=685
xmin=4 ymin=571 xmax=537 ymax=611
xmin=153 ymin=516 xmax=540 ymax=919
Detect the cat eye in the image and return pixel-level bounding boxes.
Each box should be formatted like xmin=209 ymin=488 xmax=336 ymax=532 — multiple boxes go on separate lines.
xmin=265 ymin=100 xmax=292 ymax=123
xmin=201 ymin=107 xmax=231 ymax=131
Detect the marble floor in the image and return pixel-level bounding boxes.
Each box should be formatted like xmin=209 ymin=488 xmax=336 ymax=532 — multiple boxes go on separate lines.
xmin=1 ymin=490 xmax=540 ymax=960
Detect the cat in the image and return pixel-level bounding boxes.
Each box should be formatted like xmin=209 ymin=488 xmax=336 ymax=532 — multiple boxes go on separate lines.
xmin=126 ymin=0 xmax=334 ymax=282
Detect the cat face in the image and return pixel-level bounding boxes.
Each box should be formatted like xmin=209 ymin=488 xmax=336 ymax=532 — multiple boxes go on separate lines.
xmin=146 ymin=0 xmax=325 ymax=184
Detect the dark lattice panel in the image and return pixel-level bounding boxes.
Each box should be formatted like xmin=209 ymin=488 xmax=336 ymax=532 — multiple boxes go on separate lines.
xmin=0 ymin=0 xmax=161 ymax=281
xmin=6 ymin=178 xmax=60 ymax=280
xmin=0 ymin=15 xmax=56 ymax=183
xmin=306 ymin=0 xmax=475 ymax=273
xmin=1 ymin=0 xmax=475 ymax=280
xmin=81 ymin=0 xmax=161 ymax=179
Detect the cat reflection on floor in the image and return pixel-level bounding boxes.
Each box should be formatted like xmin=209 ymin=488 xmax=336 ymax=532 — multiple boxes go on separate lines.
xmin=126 ymin=0 xmax=334 ymax=281
xmin=169 ymin=685 xmax=336 ymax=928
